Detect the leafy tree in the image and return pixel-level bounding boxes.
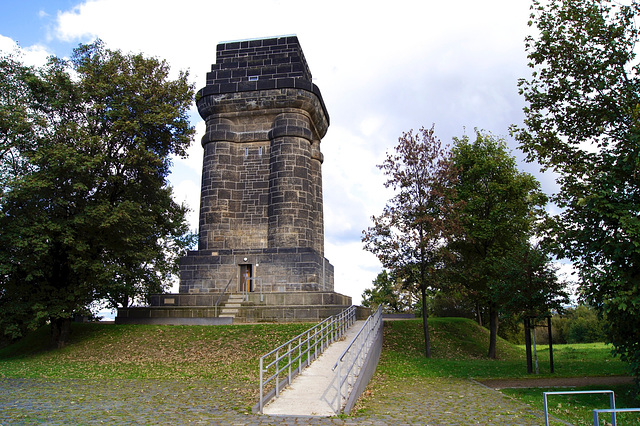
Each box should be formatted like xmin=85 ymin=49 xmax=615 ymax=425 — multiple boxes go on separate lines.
xmin=363 ymin=126 xmax=461 ymax=357
xmin=361 ymin=270 xmax=415 ymax=313
xmin=514 ymin=0 xmax=640 ymax=382
xmin=450 ymin=131 xmax=548 ymax=358
xmin=497 ymin=242 xmax=569 ymax=320
xmin=0 ymin=41 xmax=195 ymax=347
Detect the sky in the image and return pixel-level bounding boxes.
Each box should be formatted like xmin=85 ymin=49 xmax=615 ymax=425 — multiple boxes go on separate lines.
xmin=0 ymin=0 xmax=567 ymax=305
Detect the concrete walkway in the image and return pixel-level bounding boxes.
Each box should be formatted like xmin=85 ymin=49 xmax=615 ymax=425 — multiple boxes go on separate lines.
xmin=262 ymin=320 xmax=366 ymax=416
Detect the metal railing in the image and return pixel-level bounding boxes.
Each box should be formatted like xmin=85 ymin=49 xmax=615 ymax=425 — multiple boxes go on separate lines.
xmin=593 ymin=407 xmax=640 ymax=425
xmin=544 ymin=390 xmax=616 ymax=426
xmin=256 ymin=306 xmax=356 ymax=413
xmin=325 ymin=306 xmax=383 ymax=414
xmin=245 ymin=277 xmax=263 ymax=302
xmin=213 ymin=278 xmax=234 ymax=317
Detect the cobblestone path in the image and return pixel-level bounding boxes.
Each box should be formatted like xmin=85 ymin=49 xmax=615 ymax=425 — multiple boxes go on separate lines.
xmin=0 ymin=377 xmax=544 ymax=425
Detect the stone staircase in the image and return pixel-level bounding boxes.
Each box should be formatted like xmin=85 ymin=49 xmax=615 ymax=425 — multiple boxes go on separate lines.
xmin=219 ymin=294 xmax=244 ymax=319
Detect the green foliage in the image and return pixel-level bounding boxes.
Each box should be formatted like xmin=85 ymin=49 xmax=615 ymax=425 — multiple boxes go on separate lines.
xmin=554 ymin=305 xmax=606 ymax=344
xmin=497 ymin=243 xmax=570 ymax=319
xmin=449 ymin=131 xmax=551 ymax=358
xmin=0 ymin=41 xmax=195 ymax=347
xmin=361 ymin=270 xmax=416 ymax=313
xmin=499 ymin=305 xmax=606 ymax=345
xmin=430 ymin=290 xmax=477 ymax=319
xmin=514 ymin=0 xmax=640 ymax=385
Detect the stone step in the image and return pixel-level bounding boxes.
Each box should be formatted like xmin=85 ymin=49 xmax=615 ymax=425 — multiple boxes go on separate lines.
xmin=218 ymin=294 xmax=245 ymax=320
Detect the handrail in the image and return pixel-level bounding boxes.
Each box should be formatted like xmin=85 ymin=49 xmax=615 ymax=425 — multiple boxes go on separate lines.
xmin=325 ymin=305 xmax=383 ymax=414
xmin=544 ymin=390 xmax=616 ymax=426
xmin=214 ymin=277 xmax=234 ymax=317
xmin=593 ymin=408 xmax=640 ymax=425
xmin=333 ymin=306 xmax=379 ymax=369
xmin=256 ymin=306 xmax=356 ymax=413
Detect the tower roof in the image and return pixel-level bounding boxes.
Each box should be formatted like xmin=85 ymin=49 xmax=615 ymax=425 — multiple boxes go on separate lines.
xmin=198 ymin=35 xmax=328 ymax=123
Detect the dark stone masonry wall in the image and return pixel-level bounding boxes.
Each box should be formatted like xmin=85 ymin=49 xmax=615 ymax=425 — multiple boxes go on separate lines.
xmin=179 ymin=35 xmax=334 ymax=294
xmin=209 ymin=36 xmax=312 ymax=85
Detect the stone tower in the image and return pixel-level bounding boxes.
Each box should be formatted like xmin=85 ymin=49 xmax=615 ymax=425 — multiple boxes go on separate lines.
xmin=179 ymin=35 xmax=335 ymax=295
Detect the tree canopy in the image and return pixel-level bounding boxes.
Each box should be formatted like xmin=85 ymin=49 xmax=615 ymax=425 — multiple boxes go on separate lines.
xmin=360 ymin=270 xmax=415 ymax=314
xmin=450 ymin=131 xmax=549 ymax=358
xmin=514 ymin=0 xmax=640 ymax=381
xmin=0 ymin=41 xmax=195 ymax=347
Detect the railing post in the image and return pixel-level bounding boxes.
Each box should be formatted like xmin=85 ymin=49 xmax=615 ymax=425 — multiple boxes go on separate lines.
xmin=609 ymin=392 xmax=617 ymax=426
xmin=259 ymin=356 xmax=264 ymax=413
xmin=288 ymin=342 xmax=292 ymax=385
xmin=298 ymin=335 xmax=302 ymax=372
xmin=275 ymin=348 xmax=280 ymax=397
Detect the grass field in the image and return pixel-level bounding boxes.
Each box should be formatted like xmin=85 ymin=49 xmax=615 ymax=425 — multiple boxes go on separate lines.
xmin=369 ymin=319 xmax=638 ymax=425
xmin=0 ymin=322 xmax=311 ymax=382
xmin=1 ymin=317 xmax=637 ymax=424
xmin=379 ymin=318 xmax=629 ymax=379
xmin=502 ymin=385 xmax=640 ymax=426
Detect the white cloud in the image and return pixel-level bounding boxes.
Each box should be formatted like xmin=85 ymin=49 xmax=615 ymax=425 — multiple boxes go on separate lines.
xmin=0 ymin=35 xmax=51 ymax=66
xmin=327 ymin=240 xmax=382 ymax=305
xmin=172 ymin=178 xmax=200 ymax=232
xmin=39 ymin=0 xmax=553 ymax=302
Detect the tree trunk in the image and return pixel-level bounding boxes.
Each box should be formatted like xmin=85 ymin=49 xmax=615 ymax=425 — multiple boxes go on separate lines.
xmin=421 ymin=286 xmax=431 ymax=358
xmin=476 ymin=301 xmax=483 ymax=327
xmin=50 ymin=317 xmax=71 ymax=349
xmin=487 ymin=303 xmax=499 ymax=359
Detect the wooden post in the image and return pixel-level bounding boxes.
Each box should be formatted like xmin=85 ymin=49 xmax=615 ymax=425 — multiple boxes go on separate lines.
xmin=524 ymin=317 xmax=533 ymax=374
xmin=547 ymin=316 xmax=554 ymax=374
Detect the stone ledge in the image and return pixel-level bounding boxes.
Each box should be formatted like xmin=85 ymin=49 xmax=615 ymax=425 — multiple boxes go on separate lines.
xmin=115 ymin=316 xmax=232 ymax=325
xmin=115 ymin=304 xmax=370 ymax=325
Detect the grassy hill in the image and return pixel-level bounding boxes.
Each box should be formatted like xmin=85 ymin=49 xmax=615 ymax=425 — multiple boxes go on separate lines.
xmin=1 ymin=317 xmax=634 ymax=424
xmin=379 ymin=318 xmax=629 ymax=379
xmin=1 ymin=317 xmax=628 ymax=382
xmin=0 ymin=317 xmax=629 ymax=399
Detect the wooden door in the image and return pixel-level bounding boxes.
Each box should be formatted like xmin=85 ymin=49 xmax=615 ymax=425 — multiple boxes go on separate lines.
xmin=239 ymin=264 xmax=252 ymax=292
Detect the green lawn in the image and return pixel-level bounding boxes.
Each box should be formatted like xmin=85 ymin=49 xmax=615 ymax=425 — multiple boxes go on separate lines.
xmin=1 ymin=316 xmax=637 ymax=422
xmin=379 ymin=319 xmax=629 ymax=379
xmin=0 ymin=322 xmax=311 ymax=383
xmin=514 ymin=342 xmax=630 ymax=377
xmin=372 ymin=318 xmax=638 ymax=425
xmin=503 ymin=386 xmax=640 ymax=425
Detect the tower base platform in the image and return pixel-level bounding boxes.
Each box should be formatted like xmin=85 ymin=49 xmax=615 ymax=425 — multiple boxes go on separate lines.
xmin=115 ymin=291 xmax=369 ymax=325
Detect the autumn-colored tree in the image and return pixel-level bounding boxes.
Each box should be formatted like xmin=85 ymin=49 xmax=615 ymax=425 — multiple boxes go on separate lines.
xmin=363 ymin=126 xmax=461 ymax=357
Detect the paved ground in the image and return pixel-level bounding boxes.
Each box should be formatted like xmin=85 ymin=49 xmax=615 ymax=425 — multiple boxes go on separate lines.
xmin=0 ymin=376 xmax=546 ymax=425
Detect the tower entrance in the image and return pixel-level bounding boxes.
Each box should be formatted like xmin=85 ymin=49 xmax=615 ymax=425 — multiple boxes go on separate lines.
xmin=239 ymin=264 xmax=253 ymax=293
